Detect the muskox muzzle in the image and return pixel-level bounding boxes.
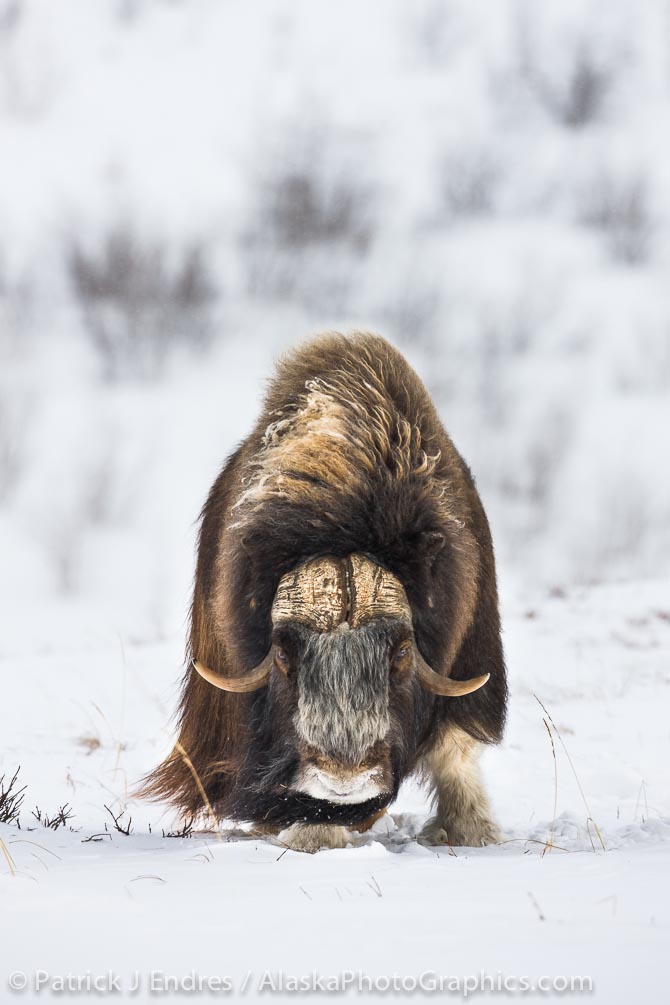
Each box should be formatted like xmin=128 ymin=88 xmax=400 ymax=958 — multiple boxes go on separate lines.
xmin=192 ymin=553 xmax=489 ymax=698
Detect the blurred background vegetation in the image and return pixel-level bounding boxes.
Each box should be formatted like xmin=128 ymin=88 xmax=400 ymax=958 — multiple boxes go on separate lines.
xmin=0 ymin=0 xmax=668 ymax=646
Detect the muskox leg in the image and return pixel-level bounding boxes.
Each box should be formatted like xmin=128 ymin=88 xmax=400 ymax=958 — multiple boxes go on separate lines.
xmin=276 ymin=823 xmax=352 ymax=854
xmin=419 ymin=726 xmax=501 ymax=847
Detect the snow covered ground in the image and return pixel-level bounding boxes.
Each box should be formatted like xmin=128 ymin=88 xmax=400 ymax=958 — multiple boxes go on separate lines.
xmin=2 ymin=576 xmax=669 ymax=1003
xmin=1 ymin=0 xmax=669 ymax=1001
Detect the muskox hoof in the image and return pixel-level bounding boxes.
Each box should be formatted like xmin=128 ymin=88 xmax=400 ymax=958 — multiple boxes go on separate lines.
xmin=418 ymin=816 xmax=501 ymax=849
xmin=277 ymin=823 xmax=353 ymax=854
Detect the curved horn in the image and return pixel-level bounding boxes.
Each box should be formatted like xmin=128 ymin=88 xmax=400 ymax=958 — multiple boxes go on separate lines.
xmin=414 ymin=650 xmax=489 ymax=697
xmin=192 ymin=651 xmax=273 ymax=693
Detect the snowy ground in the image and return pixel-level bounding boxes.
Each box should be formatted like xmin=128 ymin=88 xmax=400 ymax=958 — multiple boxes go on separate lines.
xmin=2 ymin=576 xmax=669 ymax=1003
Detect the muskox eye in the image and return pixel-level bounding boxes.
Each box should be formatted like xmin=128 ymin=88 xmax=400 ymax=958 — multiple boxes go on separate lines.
xmin=274 ymin=647 xmax=290 ymax=673
xmin=392 ymin=642 xmax=412 ymax=671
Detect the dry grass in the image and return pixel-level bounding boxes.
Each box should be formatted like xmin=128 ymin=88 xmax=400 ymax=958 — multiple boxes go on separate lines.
xmin=173 ymin=741 xmax=222 ymax=842
xmin=541 ymin=717 xmax=558 ymax=854
xmin=535 ymin=695 xmax=605 ymax=852
xmin=77 ymin=735 xmax=102 ymax=755
xmin=0 ymin=835 xmax=16 ymax=875
xmin=634 ymin=780 xmax=649 ymax=823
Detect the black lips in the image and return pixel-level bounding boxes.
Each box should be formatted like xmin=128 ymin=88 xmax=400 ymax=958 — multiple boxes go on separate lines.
xmin=230 ymin=788 xmax=393 ymax=829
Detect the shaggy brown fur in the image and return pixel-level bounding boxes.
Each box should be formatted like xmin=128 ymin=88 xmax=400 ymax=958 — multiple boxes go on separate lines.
xmin=139 ymin=332 xmax=507 ymax=840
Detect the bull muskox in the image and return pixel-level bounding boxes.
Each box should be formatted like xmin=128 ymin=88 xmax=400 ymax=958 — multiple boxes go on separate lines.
xmin=141 ymin=332 xmax=507 ymax=852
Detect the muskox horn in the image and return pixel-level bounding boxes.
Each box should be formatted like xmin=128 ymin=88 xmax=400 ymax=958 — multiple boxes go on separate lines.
xmin=271 ymin=553 xmax=413 ymax=631
xmin=414 ymin=650 xmax=489 ymax=697
xmin=192 ymin=651 xmax=274 ymax=693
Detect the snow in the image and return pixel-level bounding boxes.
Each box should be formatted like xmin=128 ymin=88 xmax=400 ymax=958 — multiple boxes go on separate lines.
xmin=2 ymin=578 xmax=669 ymax=1002
xmin=1 ymin=0 xmax=669 ymax=1001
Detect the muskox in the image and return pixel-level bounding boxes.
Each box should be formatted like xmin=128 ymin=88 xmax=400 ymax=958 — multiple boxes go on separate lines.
xmin=141 ymin=332 xmax=507 ymax=852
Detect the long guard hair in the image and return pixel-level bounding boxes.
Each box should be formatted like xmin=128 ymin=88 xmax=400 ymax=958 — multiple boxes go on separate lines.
xmin=140 ymin=332 xmax=507 ymax=819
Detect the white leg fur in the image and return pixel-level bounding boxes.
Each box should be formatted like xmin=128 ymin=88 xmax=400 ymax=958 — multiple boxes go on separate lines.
xmin=419 ymin=726 xmax=501 ymax=847
xmin=277 ymin=823 xmax=352 ymax=854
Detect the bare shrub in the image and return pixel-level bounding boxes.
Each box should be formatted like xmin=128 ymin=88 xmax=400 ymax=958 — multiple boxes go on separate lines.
xmin=78 ymin=430 xmax=141 ymax=527
xmin=114 ymin=0 xmax=144 ymax=20
xmin=163 ymin=816 xmax=195 ymax=838
xmin=244 ymin=123 xmax=376 ymax=310
xmin=104 ymin=803 xmax=133 ymax=835
xmin=248 ymin=242 xmax=361 ymax=318
xmin=80 ymin=447 xmax=123 ymax=527
xmin=472 ymin=299 xmax=541 ymax=427
xmin=520 ymin=406 xmax=572 ymax=508
xmin=68 ymin=226 xmax=217 ymax=381
xmin=438 ymin=147 xmax=500 ymax=218
xmin=38 ymin=504 xmax=85 ymax=595
xmin=536 ymin=44 xmax=612 ymax=129
xmin=577 ymin=174 xmax=653 ymax=265
xmin=577 ymin=475 xmax=656 ymax=580
xmin=0 ymin=387 xmax=33 ymax=504
xmin=258 ymin=164 xmax=373 ymax=252
xmin=0 ymin=1 xmax=21 ymax=37
xmin=514 ymin=12 xmax=615 ymax=130
xmin=0 ymin=767 xmax=25 ymax=826
xmin=614 ymin=325 xmax=670 ymax=392
xmin=32 ymin=804 xmax=74 ymax=830
xmin=0 ymin=0 xmax=59 ymax=117
xmin=34 ymin=428 xmax=142 ymax=595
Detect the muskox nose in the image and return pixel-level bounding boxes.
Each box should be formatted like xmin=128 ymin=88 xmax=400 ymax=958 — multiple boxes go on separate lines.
xmin=294 ymin=764 xmax=387 ymax=804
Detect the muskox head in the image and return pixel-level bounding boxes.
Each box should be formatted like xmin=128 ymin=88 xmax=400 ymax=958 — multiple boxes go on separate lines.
xmin=192 ymin=554 xmax=488 ymax=809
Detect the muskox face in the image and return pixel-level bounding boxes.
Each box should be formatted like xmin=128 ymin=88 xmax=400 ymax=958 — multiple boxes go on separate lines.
xmin=272 ymin=616 xmax=411 ymax=805
xmin=193 ymin=554 xmax=489 ymax=820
